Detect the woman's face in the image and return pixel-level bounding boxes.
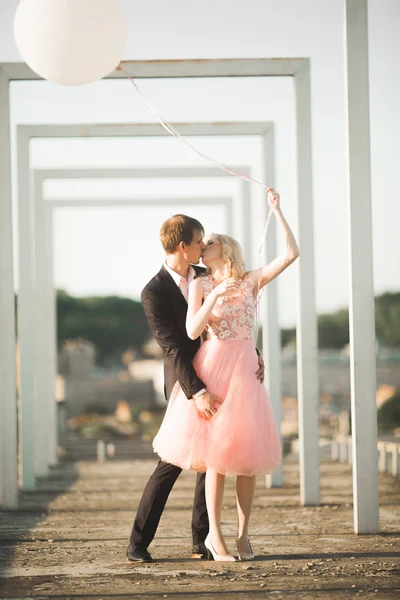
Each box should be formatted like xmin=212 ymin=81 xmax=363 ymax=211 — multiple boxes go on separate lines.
xmin=202 ymin=237 xmax=222 ymax=266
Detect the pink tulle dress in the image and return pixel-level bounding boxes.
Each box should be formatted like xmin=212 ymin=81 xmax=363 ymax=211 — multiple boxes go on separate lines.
xmin=152 ymin=275 xmax=282 ymax=477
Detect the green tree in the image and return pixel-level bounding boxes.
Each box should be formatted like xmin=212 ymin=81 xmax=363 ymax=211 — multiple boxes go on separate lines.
xmin=377 ymin=392 xmax=400 ymax=431
xmin=375 ymin=292 xmax=400 ymax=347
xmin=56 ymin=290 xmax=151 ymax=364
xmin=55 ymin=288 xmax=400 ymax=363
xmin=317 ymin=309 xmax=349 ymax=349
xmin=281 ymin=327 xmax=296 ymax=348
xmin=280 ymin=292 xmax=400 ymax=350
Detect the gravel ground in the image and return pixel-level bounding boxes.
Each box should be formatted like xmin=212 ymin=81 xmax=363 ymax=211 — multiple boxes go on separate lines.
xmin=0 ymin=456 xmax=399 ymax=599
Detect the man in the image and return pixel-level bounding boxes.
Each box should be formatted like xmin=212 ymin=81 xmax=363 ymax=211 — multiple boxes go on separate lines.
xmin=126 ymin=214 xmax=264 ymax=562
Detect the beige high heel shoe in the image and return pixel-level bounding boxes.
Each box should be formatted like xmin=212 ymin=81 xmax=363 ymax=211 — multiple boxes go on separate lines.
xmin=204 ymin=535 xmax=237 ymax=562
xmin=236 ymin=538 xmax=255 ymax=561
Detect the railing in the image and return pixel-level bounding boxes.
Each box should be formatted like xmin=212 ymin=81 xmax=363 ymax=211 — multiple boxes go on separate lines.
xmin=58 ymin=438 xmax=155 ymax=461
xmin=330 ymin=435 xmax=400 ymax=478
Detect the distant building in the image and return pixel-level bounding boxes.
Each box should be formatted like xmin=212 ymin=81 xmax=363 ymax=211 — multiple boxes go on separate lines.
xmin=58 ymin=338 xmax=95 ymax=380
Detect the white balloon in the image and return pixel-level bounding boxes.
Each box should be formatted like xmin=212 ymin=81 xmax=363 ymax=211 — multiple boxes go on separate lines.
xmin=14 ymin=0 xmax=127 ymax=86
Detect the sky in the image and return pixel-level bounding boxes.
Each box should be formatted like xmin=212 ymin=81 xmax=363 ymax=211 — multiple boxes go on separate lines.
xmin=0 ymin=0 xmax=399 ymax=326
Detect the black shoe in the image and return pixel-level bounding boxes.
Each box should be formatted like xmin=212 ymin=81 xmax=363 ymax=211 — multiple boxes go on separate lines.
xmin=192 ymin=541 xmax=213 ymax=560
xmin=126 ymin=544 xmax=153 ymax=563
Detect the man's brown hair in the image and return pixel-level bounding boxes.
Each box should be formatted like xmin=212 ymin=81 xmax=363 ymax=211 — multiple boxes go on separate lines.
xmin=160 ymin=214 xmax=204 ymax=254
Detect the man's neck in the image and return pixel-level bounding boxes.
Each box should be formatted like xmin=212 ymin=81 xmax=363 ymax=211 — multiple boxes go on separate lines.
xmin=165 ymin=254 xmax=191 ymax=278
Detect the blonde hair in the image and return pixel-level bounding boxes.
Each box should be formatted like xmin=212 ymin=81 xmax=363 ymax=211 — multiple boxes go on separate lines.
xmin=208 ymin=233 xmax=247 ymax=278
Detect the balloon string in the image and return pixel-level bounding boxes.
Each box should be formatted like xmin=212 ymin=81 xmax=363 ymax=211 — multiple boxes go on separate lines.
xmin=117 ymin=63 xmax=274 ymax=336
xmin=117 ymin=64 xmax=272 ymax=190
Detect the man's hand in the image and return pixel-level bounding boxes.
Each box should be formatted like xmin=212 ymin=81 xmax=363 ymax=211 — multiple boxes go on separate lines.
xmin=256 ymin=354 xmax=265 ymax=383
xmin=194 ymin=391 xmax=223 ymax=419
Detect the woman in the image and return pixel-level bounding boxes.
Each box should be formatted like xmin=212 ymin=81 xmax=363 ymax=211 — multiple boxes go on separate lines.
xmin=153 ymin=188 xmax=299 ymax=561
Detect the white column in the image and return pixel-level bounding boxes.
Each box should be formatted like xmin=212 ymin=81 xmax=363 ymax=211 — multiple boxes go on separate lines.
xmin=344 ymin=0 xmax=379 ymax=534
xmin=262 ymin=128 xmax=283 ymax=487
xmin=225 ymin=202 xmax=234 ymax=236
xmin=390 ymin=445 xmax=399 ymax=478
xmin=46 ymin=208 xmax=58 ymax=465
xmin=34 ymin=178 xmax=49 ymax=476
xmin=339 ymin=436 xmax=348 ymax=462
xmin=241 ymin=181 xmax=252 ymax=266
xmin=378 ymin=444 xmax=387 ymax=474
xmin=17 ymin=127 xmax=36 ymax=489
xmin=294 ymin=63 xmax=320 ymax=505
xmin=331 ymin=440 xmax=339 ymax=461
xmin=0 ymin=67 xmax=19 ymax=507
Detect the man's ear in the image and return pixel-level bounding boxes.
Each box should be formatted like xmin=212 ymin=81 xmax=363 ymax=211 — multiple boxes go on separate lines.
xmin=178 ymin=241 xmax=186 ymax=253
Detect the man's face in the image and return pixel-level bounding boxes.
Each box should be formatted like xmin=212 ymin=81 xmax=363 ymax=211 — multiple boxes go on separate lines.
xmin=181 ymin=229 xmax=206 ymax=264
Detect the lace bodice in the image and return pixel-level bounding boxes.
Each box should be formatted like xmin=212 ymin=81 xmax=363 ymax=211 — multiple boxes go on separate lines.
xmin=201 ymin=275 xmax=256 ymax=341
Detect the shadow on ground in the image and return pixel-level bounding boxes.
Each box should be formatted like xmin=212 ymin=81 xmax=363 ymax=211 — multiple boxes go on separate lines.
xmin=0 ymin=462 xmax=79 ymax=575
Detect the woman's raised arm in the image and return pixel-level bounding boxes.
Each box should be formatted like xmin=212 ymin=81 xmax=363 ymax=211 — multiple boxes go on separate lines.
xmin=248 ymin=188 xmax=300 ymax=292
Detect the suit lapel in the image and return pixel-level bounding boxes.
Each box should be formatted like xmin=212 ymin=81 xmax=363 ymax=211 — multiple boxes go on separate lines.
xmin=158 ymin=266 xmax=188 ymax=310
xmin=157 ymin=264 xmax=206 ymax=345
xmin=158 ymin=264 xmax=206 ymax=308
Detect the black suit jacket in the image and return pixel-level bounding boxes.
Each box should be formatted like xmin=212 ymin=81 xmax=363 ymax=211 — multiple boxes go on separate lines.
xmin=141 ymin=265 xmax=206 ymax=401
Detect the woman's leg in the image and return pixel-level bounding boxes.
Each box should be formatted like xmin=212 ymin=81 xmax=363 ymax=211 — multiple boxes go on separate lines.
xmin=236 ymin=474 xmax=256 ymax=554
xmin=205 ymin=468 xmax=230 ymax=555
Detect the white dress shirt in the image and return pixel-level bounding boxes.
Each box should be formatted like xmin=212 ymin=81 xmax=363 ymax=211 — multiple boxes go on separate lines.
xmin=164 ymin=262 xmax=196 ymax=301
xmin=164 ymin=261 xmax=206 ymax=399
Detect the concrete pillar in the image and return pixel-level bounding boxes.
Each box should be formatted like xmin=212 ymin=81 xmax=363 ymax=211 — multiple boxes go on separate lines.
xmin=294 ymin=63 xmax=320 ymax=505
xmin=339 ymin=410 xmax=350 ymax=436
xmin=378 ymin=444 xmax=387 ymax=474
xmin=390 ymin=445 xmax=399 ymax=478
xmin=227 ymin=209 xmax=233 ymax=236
xmin=34 ymin=178 xmax=49 ymax=477
xmin=262 ymin=128 xmax=283 ymax=487
xmin=0 ymin=67 xmax=19 ymax=507
xmin=241 ymin=180 xmax=252 ymax=266
xmin=331 ymin=440 xmax=339 ymax=461
xmin=97 ymin=440 xmax=106 ymax=464
xmin=16 ymin=127 xmax=36 ymax=489
xmin=339 ymin=436 xmax=348 ymax=463
xmin=347 ymin=438 xmax=353 ymax=464
xmin=344 ymin=0 xmax=379 ymax=534
xmin=46 ymin=209 xmax=58 ymax=465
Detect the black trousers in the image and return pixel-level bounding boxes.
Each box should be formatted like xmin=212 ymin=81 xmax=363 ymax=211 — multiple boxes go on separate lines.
xmin=129 ymin=460 xmax=209 ymax=548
